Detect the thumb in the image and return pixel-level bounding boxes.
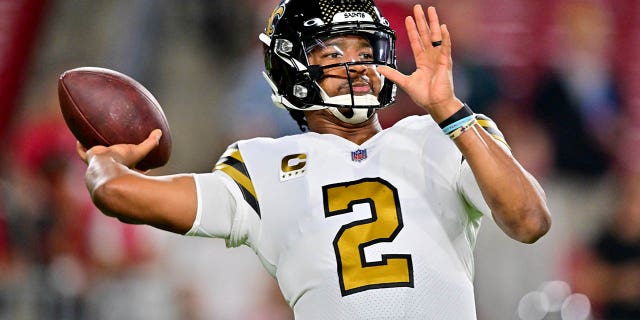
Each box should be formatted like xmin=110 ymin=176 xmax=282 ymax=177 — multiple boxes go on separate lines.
xmin=377 ymin=65 xmax=407 ymax=88
xmin=135 ymin=129 xmax=162 ymax=158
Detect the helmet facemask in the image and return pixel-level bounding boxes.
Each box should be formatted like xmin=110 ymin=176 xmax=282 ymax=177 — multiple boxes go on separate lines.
xmin=305 ymin=32 xmax=394 ymax=123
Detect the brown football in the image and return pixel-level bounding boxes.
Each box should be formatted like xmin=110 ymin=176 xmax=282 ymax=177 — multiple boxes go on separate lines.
xmin=58 ymin=67 xmax=171 ymax=171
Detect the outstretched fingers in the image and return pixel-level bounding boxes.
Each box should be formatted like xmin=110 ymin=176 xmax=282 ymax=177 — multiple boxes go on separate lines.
xmin=379 ymin=5 xmax=453 ymax=96
xmin=440 ymin=24 xmax=452 ymax=65
xmin=408 ymin=6 xmax=443 ymax=49
xmin=405 ymin=5 xmax=448 ymax=63
xmin=405 ymin=16 xmax=423 ymax=60
xmin=413 ymin=5 xmax=432 ymax=50
xmin=426 ymin=6 xmax=442 ymax=45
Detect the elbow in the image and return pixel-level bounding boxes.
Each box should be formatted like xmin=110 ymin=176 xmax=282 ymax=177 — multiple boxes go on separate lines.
xmin=496 ymin=202 xmax=552 ymax=244
xmin=515 ymin=209 xmax=551 ymax=244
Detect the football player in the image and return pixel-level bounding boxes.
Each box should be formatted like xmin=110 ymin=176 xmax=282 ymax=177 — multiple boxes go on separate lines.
xmin=77 ymin=0 xmax=551 ymax=318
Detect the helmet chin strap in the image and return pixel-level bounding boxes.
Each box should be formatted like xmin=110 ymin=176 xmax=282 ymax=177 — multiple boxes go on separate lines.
xmin=328 ymin=108 xmax=371 ymax=124
xmin=323 ymin=94 xmax=379 ymax=124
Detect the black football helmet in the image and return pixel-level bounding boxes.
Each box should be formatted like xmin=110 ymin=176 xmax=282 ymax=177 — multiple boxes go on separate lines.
xmin=260 ymin=0 xmax=397 ymax=125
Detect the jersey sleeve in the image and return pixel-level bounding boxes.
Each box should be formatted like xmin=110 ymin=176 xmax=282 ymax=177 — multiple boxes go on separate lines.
xmin=213 ymin=143 xmax=261 ymax=216
xmin=186 ymin=143 xmax=261 ymax=248
xmin=457 ymin=114 xmax=510 ymax=218
xmin=187 ymin=172 xmax=235 ymax=238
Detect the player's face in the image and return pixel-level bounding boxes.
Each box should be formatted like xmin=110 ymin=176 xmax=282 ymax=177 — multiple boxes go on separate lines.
xmin=307 ymin=35 xmax=382 ymax=98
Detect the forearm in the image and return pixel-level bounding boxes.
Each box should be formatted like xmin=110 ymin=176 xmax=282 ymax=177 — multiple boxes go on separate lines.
xmin=455 ymin=124 xmax=551 ymax=243
xmin=85 ymin=153 xmax=197 ymax=234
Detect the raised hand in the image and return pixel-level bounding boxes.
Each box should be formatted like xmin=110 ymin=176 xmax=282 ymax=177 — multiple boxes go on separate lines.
xmin=377 ymin=5 xmax=463 ymax=123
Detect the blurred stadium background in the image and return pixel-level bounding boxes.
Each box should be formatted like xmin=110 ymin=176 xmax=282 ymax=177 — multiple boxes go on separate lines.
xmin=1 ymin=0 xmax=639 ymax=319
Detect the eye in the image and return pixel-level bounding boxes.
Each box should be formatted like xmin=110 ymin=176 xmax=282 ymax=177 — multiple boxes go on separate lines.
xmin=323 ymin=51 xmax=343 ymax=59
xmin=360 ymin=52 xmax=374 ymax=61
xmin=358 ymin=45 xmax=375 ymax=61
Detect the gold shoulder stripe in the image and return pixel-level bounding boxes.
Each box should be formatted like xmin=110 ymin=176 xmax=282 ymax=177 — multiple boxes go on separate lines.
xmin=214 ymin=163 xmax=257 ymax=199
xmin=218 ymin=146 xmax=244 ymax=164
xmin=214 ymin=144 xmax=261 ymax=217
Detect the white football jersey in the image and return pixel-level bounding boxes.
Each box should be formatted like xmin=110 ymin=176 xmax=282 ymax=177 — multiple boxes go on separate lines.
xmin=191 ymin=114 xmax=508 ymax=319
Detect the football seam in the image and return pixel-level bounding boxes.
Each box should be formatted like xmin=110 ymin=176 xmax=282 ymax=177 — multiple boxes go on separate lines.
xmin=60 ymin=78 xmax=113 ymax=146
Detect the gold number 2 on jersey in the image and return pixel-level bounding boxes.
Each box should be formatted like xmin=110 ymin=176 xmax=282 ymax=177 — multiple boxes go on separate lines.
xmin=323 ymin=178 xmax=414 ymax=296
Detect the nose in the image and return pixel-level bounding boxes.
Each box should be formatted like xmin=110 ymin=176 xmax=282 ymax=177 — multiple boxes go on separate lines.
xmin=348 ymin=63 xmax=368 ymax=74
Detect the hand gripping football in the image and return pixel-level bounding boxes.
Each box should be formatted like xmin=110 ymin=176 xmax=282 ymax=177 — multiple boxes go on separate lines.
xmin=58 ymin=67 xmax=172 ymax=170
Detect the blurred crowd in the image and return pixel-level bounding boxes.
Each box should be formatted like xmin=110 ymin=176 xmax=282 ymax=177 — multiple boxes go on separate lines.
xmin=1 ymin=0 xmax=639 ymax=319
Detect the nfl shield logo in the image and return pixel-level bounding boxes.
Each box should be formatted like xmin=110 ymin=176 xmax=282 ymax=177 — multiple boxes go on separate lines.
xmin=351 ymin=149 xmax=367 ymax=162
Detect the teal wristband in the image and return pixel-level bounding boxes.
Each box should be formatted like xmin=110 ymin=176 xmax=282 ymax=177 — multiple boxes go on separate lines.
xmin=442 ymin=115 xmax=475 ymax=135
